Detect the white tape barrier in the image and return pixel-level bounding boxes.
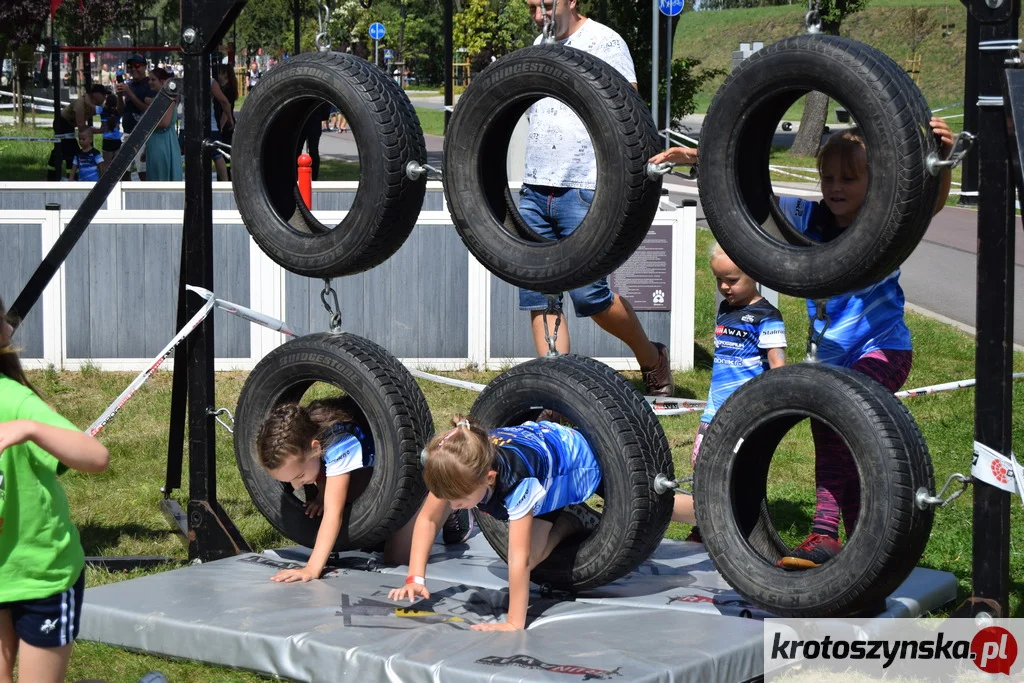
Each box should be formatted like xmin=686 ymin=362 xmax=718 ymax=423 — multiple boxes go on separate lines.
xmin=896 ymin=372 xmax=1024 ymax=398
xmin=87 ymin=295 xmax=216 ymax=436
xmin=972 ymin=441 xmax=1024 ymax=506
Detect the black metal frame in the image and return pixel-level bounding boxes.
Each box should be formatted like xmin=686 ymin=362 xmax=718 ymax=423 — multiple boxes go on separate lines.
xmin=952 ymin=0 xmax=1019 ymax=618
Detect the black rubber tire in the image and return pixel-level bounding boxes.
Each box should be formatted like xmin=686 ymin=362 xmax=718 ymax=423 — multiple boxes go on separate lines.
xmin=444 ymin=45 xmax=663 ymax=293
xmin=699 ymin=35 xmax=940 ymax=298
xmin=232 ymin=51 xmax=427 ymax=278
xmin=234 ymin=333 xmax=431 ymax=551
xmin=693 ymin=363 xmax=935 ymax=617
xmin=470 ymin=355 xmax=674 ymax=591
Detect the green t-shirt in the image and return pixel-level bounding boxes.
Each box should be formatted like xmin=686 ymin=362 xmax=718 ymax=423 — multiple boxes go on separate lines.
xmin=0 ymin=374 xmax=84 ymax=602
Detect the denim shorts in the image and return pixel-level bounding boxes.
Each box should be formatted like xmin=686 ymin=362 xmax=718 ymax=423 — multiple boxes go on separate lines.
xmin=516 ymin=184 xmax=615 ymax=318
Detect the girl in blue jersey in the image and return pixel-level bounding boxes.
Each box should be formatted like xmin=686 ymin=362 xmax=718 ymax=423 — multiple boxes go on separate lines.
xmin=256 ymin=398 xmax=379 ymax=583
xmin=388 ymin=415 xmax=602 ymax=631
xmin=774 ymin=118 xmax=955 ymax=569
xmin=256 ymin=398 xmax=468 ymax=583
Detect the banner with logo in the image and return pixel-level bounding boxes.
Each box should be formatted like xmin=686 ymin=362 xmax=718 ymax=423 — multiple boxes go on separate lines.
xmin=765 ymin=617 xmax=1022 ymax=680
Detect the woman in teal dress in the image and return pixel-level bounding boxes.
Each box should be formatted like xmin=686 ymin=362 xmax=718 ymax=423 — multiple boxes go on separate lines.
xmin=145 ymin=68 xmax=183 ymax=181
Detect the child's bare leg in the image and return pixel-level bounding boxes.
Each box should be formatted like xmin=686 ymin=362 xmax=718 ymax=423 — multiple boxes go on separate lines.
xmin=0 ymin=610 xmax=17 ymax=683
xmin=672 ymin=493 xmax=696 ymax=524
xmin=13 ymin=640 xmax=72 ymax=683
xmin=529 ymin=516 xmax=577 ymax=570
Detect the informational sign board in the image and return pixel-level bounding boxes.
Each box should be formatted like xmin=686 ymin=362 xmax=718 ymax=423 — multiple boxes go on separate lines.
xmin=608 ymin=223 xmax=672 ymax=311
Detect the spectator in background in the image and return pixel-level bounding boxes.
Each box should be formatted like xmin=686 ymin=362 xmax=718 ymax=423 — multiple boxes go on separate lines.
xmin=247 ymin=62 xmax=260 ymax=92
xmin=144 ymin=68 xmax=182 ymax=181
xmin=100 ymin=63 xmax=111 ymax=86
xmin=99 ymin=93 xmax=122 ymax=166
xmin=49 ymin=84 xmax=107 ymax=180
xmin=117 ymin=54 xmax=155 ymax=180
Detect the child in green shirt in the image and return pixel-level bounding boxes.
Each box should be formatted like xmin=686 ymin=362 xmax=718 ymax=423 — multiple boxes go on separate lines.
xmin=0 ymin=297 xmax=109 ymax=682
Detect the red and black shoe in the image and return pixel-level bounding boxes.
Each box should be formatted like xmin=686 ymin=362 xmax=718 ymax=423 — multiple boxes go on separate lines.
xmin=777 ymin=533 xmax=841 ymax=570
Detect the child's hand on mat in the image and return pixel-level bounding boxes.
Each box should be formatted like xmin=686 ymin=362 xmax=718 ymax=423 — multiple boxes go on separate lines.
xmin=0 ymin=420 xmax=36 ymax=451
xmin=471 ymin=621 xmax=521 ymax=632
xmin=388 ymin=583 xmax=429 ymax=603
xmin=271 ymin=566 xmax=320 ymax=583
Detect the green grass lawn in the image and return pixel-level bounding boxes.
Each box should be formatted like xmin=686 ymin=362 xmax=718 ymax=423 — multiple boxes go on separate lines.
xmin=20 ymin=228 xmax=1024 ymax=681
xmin=0 ymin=125 xmax=61 ymax=181
xmin=414 ymin=106 xmax=446 ymax=137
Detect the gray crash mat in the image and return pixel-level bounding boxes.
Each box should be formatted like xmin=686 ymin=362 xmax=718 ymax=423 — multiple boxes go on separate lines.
xmin=271 ymin=531 xmax=958 ymax=620
xmin=81 ymin=535 xmax=957 ymax=682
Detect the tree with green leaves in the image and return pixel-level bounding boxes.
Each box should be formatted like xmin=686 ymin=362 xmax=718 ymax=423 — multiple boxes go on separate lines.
xmin=790 ymin=0 xmax=869 ymax=156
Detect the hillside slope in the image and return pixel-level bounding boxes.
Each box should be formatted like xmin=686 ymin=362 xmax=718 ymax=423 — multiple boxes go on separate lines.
xmin=673 ymin=1 xmax=1001 ymax=111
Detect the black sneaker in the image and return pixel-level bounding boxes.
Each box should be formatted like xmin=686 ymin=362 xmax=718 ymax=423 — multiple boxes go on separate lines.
xmin=442 ymin=509 xmax=474 ymax=545
xmin=777 ymin=533 xmax=841 ymax=569
xmin=561 ymin=503 xmax=601 ymax=535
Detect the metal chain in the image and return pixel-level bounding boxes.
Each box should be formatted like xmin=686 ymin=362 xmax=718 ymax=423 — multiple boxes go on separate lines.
xmin=321 ymin=279 xmax=343 ymax=332
xmin=316 ymin=3 xmax=332 ymax=52
xmin=805 ymin=298 xmax=830 ymax=362
xmin=541 ymin=0 xmax=559 ymax=44
xmin=805 ymin=0 xmax=822 ymax=33
xmin=541 ymin=294 xmax=562 ymax=356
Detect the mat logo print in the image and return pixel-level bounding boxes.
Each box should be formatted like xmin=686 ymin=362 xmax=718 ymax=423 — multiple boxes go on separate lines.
xmin=477 ymin=654 xmax=622 ymax=680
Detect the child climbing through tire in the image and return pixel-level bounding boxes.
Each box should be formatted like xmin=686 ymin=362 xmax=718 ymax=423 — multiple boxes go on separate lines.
xmin=669 ymin=243 xmax=787 ymax=541
xmin=388 ymin=416 xmax=602 ymax=631
xmin=770 ymin=118 xmax=954 ymax=569
xmin=255 ymin=398 xmax=466 ymax=582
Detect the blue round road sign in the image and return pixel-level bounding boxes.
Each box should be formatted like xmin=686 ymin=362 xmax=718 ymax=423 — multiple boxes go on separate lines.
xmin=659 ymin=0 xmax=684 ymax=16
xmin=369 ymin=22 xmax=386 ymax=40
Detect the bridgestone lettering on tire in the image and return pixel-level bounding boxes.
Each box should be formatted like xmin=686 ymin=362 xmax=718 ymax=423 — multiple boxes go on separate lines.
xmin=699 ymin=35 xmax=940 ymax=298
xmin=470 ymin=355 xmax=674 ymax=591
xmin=444 ymin=45 xmax=663 ymax=293
xmin=234 ymin=333 xmax=431 ymax=550
xmin=693 ymin=364 xmax=935 ymax=617
xmin=232 ymin=51 xmax=427 ymax=278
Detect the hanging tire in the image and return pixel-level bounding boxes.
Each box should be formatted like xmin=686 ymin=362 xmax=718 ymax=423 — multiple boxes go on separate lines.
xmin=232 ymin=51 xmax=427 ymax=279
xmin=693 ymin=363 xmax=935 ymax=617
xmin=234 ymin=332 xmax=431 ymax=551
xmin=444 ymin=45 xmax=663 ymax=293
xmin=469 ymin=355 xmax=674 ymax=591
xmin=699 ymin=35 xmax=940 ymax=298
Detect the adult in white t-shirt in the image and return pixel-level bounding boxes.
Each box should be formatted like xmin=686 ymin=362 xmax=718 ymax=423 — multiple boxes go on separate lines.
xmin=519 ymin=0 xmax=673 ymax=397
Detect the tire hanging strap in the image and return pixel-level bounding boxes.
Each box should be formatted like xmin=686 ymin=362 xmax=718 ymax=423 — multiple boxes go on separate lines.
xmin=972 ymin=441 xmax=1024 ymax=507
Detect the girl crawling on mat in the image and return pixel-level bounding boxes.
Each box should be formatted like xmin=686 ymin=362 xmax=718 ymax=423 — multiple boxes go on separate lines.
xmin=388 ymin=415 xmax=606 ymax=631
xmin=257 ymin=398 xmax=473 ymax=583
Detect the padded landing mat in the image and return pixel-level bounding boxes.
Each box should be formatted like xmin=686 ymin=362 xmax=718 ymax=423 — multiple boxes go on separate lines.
xmin=81 ymin=535 xmax=957 ymax=682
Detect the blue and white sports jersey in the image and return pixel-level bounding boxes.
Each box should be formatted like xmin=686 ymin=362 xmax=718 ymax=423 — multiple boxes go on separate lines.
xmin=476 ymin=421 xmax=601 ymax=522
xmin=320 ymin=422 xmax=375 ymax=477
xmin=778 ymin=197 xmax=912 ymax=367
xmin=72 ymin=150 xmax=104 ymax=182
xmin=701 ymin=298 xmax=786 ymax=423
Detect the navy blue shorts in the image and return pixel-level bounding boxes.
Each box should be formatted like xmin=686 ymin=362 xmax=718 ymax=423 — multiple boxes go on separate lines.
xmin=0 ymin=569 xmax=85 ymax=648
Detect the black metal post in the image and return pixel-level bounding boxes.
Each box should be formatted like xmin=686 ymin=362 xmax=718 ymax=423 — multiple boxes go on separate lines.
xmin=179 ymin=0 xmax=251 ymax=562
xmin=961 ymin=12 xmax=980 ymax=205
xmin=952 ymin=0 xmax=1018 ymax=618
xmin=51 ymin=41 xmax=61 ymax=179
xmin=294 ymin=0 xmax=301 ymax=57
xmin=444 ymin=0 xmax=453 ymax=131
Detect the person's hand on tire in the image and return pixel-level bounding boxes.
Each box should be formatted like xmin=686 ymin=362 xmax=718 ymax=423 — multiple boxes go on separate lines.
xmin=388 ymin=582 xmax=429 ymax=603
xmin=649 ymin=146 xmax=697 ymax=166
xmin=930 ymin=117 xmax=955 ymax=159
